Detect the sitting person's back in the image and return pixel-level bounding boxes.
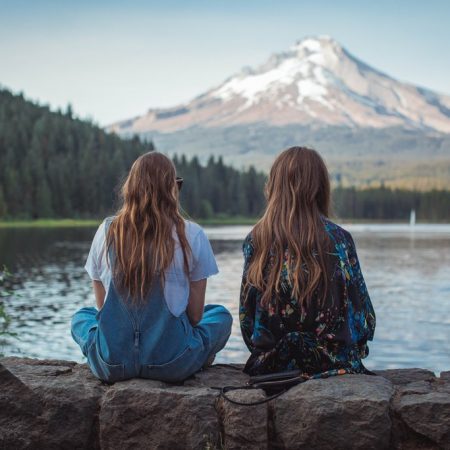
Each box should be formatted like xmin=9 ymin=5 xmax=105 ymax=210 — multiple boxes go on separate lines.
xmin=71 ymin=152 xmax=232 ymax=383
xmin=239 ymin=147 xmax=376 ymax=376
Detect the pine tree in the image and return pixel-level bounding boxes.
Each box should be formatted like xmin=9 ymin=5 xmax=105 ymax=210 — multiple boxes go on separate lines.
xmin=0 ymin=186 xmax=7 ymax=218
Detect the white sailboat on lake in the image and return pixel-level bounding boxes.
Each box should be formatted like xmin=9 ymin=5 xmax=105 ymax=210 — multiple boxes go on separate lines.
xmin=410 ymin=209 xmax=416 ymax=227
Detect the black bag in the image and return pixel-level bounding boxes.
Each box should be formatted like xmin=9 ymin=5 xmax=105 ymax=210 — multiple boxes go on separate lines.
xmin=249 ymin=369 xmax=307 ymax=393
xmin=212 ymin=369 xmax=309 ymax=406
xmin=212 ymin=364 xmax=376 ymax=406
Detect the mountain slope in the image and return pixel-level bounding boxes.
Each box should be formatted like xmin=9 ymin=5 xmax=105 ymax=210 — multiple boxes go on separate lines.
xmin=109 ymin=36 xmax=450 ymax=135
xmin=108 ymin=36 xmax=450 ymax=189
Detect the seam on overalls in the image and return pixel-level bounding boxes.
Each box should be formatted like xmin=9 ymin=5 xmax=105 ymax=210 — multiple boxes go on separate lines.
xmin=104 ymin=216 xmax=141 ymax=375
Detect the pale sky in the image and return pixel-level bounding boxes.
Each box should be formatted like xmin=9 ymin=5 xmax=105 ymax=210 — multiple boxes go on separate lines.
xmin=1 ymin=0 xmax=450 ymax=126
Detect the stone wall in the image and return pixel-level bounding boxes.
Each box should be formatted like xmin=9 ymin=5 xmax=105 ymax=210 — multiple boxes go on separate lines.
xmin=1 ymin=357 xmax=449 ymax=449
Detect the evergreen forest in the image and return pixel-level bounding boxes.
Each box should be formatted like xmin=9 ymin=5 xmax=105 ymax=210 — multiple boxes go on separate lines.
xmin=1 ymin=87 xmax=450 ymax=222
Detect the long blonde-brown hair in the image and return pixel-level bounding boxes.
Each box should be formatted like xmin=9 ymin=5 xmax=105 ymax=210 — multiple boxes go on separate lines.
xmin=246 ymin=147 xmax=331 ymax=309
xmin=106 ymin=152 xmax=190 ymax=302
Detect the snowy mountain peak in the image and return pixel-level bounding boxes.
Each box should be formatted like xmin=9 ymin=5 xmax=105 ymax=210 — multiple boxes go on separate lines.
xmin=109 ymin=36 xmax=450 ymax=134
xmin=291 ymin=35 xmax=338 ymax=54
xmin=290 ymin=36 xmax=342 ymax=70
xmin=207 ymin=36 xmax=347 ymax=112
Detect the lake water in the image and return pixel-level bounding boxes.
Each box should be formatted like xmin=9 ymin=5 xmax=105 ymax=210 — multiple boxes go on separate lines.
xmin=1 ymin=224 xmax=449 ymax=374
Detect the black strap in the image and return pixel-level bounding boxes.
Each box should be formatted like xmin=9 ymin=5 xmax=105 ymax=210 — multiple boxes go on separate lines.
xmin=249 ymin=369 xmax=303 ymax=384
xmin=211 ymin=385 xmax=290 ymax=406
xmin=211 ymin=369 xmax=308 ymax=406
xmin=209 ymin=363 xmax=243 ymax=371
xmin=209 ymin=363 xmax=376 ymax=406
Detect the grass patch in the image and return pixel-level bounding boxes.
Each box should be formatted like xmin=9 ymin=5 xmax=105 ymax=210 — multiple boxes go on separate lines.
xmin=0 ymin=219 xmax=102 ymax=228
xmin=1 ymin=217 xmax=443 ymax=228
xmin=0 ymin=217 xmax=259 ymax=228
xmin=197 ymin=216 xmax=258 ymax=226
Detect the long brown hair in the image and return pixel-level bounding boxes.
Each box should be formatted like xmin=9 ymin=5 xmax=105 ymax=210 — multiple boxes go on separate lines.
xmin=106 ymin=152 xmax=190 ymax=302
xmin=246 ymin=146 xmax=331 ymax=309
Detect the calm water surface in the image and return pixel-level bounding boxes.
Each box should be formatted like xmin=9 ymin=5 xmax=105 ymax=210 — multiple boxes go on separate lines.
xmin=1 ymin=224 xmax=449 ymax=374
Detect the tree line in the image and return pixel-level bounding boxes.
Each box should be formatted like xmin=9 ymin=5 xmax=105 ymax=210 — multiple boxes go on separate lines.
xmin=173 ymin=154 xmax=265 ymax=219
xmin=0 ymin=88 xmax=267 ymax=220
xmin=1 ymin=87 xmax=450 ymax=222
xmin=332 ymin=186 xmax=450 ymax=222
xmin=0 ymin=88 xmax=152 ymax=218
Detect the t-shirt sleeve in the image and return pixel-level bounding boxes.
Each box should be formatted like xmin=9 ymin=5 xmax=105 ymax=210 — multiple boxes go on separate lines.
xmin=85 ymin=221 xmax=106 ymax=281
xmin=189 ymin=228 xmax=219 ymax=281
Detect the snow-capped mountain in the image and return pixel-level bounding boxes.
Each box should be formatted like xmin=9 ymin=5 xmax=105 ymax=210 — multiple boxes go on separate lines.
xmin=109 ymin=36 xmax=450 ymax=135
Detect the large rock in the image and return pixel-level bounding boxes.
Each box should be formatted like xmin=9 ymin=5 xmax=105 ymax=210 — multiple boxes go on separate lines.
xmin=1 ymin=357 xmax=107 ymax=449
xmin=441 ymin=371 xmax=450 ymax=382
xmin=216 ymin=389 xmax=268 ymax=450
xmin=188 ymin=363 xmax=268 ymax=450
xmin=1 ymin=358 xmax=450 ymax=449
xmin=271 ymin=374 xmax=394 ymax=450
xmin=0 ymin=362 xmax=43 ymax=449
xmin=99 ymin=379 xmax=219 ymax=450
xmin=392 ymin=374 xmax=450 ymax=449
xmin=375 ymin=368 xmax=437 ymax=386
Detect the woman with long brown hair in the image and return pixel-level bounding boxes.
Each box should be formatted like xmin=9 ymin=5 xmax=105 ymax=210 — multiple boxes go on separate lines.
xmin=240 ymin=147 xmax=375 ymax=377
xmin=71 ymin=152 xmax=232 ymax=382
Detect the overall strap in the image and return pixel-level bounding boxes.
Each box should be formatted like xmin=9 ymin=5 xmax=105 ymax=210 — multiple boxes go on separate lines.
xmin=103 ymin=216 xmax=143 ymax=324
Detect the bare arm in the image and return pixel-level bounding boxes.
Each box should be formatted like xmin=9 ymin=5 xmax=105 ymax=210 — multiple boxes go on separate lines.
xmin=186 ymin=279 xmax=207 ymax=326
xmin=92 ymin=280 xmax=106 ymax=310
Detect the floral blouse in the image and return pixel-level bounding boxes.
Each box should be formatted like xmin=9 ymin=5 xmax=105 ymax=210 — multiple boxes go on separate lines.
xmin=239 ymin=219 xmax=376 ymax=377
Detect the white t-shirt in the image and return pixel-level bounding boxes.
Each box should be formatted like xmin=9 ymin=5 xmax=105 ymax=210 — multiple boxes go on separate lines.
xmin=85 ymin=219 xmax=219 ymax=317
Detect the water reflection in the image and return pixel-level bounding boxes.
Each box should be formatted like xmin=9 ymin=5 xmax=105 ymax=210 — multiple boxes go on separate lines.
xmin=1 ymin=224 xmax=449 ymax=373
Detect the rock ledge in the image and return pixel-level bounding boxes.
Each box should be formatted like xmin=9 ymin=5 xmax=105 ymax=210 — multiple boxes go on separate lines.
xmin=1 ymin=357 xmax=449 ymax=449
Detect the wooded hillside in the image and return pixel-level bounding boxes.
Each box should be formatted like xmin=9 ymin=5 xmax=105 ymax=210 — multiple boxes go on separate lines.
xmin=1 ymin=88 xmax=450 ymax=222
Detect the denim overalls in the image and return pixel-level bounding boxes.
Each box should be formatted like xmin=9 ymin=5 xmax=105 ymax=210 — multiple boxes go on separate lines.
xmin=71 ymin=219 xmax=232 ymax=383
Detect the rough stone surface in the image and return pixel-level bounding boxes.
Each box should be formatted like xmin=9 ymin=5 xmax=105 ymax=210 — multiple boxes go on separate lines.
xmin=272 ymin=374 xmax=394 ymax=450
xmin=392 ymin=375 xmax=450 ymax=449
xmin=2 ymin=357 xmax=107 ymax=449
xmin=0 ymin=362 xmax=43 ymax=449
xmin=99 ymin=380 xmax=219 ymax=450
xmin=374 ymin=368 xmax=437 ymax=385
xmin=216 ymin=389 xmax=268 ymax=450
xmin=441 ymin=371 xmax=450 ymax=382
xmin=1 ymin=358 xmax=450 ymax=450
xmin=184 ymin=363 xmax=247 ymax=389
xmin=396 ymin=392 xmax=450 ymax=447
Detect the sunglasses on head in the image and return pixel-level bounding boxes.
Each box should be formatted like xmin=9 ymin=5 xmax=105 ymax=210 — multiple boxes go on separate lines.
xmin=176 ymin=177 xmax=184 ymax=190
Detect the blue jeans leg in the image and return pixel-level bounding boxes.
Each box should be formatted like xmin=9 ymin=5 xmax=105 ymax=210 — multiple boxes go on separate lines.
xmin=194 ymin=304 xmax=233 ymax=362
xmin=71 ymin=307 xmax=98 ymax=356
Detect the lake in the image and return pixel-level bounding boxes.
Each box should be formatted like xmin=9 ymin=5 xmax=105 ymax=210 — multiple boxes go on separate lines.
xmin=1 ymin=223 xmax=449 ymax=374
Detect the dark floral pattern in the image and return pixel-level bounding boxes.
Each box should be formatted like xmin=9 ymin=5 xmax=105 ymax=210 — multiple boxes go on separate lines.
xmin=239 ymin=219 xmax=376 ymax=377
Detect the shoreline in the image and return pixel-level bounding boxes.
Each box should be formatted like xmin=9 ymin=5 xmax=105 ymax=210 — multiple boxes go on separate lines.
xmin=1 ymin=217 xmax=450 ymax=229
xmin=0 ymin=217 xmax=258 ymax=228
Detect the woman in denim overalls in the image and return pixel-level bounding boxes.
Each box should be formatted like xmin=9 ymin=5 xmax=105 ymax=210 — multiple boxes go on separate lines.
xmin=71 ymin=152 xmax=232 ymax=383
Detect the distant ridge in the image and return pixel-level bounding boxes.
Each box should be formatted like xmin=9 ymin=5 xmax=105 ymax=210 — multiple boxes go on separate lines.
xmin=109 ymin=36 xmax=450 ymax=134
